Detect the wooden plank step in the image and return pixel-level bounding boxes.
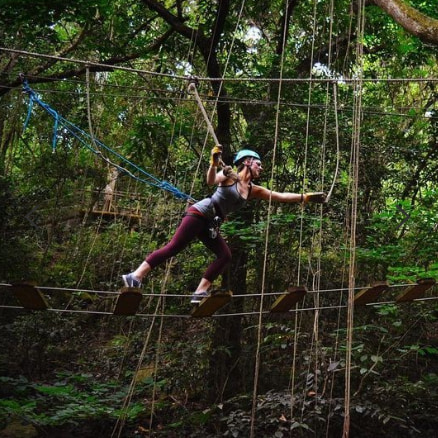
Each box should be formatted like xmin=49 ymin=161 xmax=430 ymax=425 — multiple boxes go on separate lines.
xmin=113 ymin=287 xmax=143 ymax=315
xmin=270 ymin=286 xmax=307 ymax=313
xmin=11 ymin=282 xmax=49 ymax=310
xmin=396 ymin=278 xmax=436 ymax=303
xmin=191 ymin=290 xmax=233 ymax=318
xmin=354 ymin=281 xmax=389 ymax=306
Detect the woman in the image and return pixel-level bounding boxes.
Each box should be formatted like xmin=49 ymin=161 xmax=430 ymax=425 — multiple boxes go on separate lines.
xmin=122 ymin=147 xmax=326 ymax=303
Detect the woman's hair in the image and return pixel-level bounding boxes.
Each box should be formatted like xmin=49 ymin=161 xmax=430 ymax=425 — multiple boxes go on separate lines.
xmin=223 ymin=165 xmax=239 ymax=181
xmin=225 ymin=157 xmax=253 ymax=180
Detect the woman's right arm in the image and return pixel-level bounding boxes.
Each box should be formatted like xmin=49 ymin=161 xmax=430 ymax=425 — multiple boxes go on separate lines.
xmin=207 ymin=145 xmax=229 ymax=186
xmin=206 ymin=165 xmax=228 ymax=186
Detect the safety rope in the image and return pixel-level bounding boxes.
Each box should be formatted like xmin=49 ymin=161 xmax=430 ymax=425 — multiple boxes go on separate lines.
xmin=325 ymin=81 xmax=341 ymax=203
xmin=20 ymin=78 xmax=195 ymax=202
xmin=186 ymin=0 xmax=246 ymax=185
xmin=186 ymin=78 xmax=241 ymax=176
xmin=187 ymin=80 xmax=221 ymax=147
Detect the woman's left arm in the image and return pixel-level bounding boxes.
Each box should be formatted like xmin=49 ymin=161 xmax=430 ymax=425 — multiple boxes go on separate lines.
xmin=250 ymin=185 xmax=303 ymax=202
xmin=250 ymin=185 xmax=326 ymax=203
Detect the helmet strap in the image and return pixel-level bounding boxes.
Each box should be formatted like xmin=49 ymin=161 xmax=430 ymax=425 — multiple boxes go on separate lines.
xmin=245 ymin=157 xmax=254 ymax=180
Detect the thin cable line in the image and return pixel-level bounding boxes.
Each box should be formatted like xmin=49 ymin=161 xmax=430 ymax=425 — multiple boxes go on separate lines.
xmin=298 ymin=0 xmax=321 ymax=425
xmin=3 ymin=47 xmax=438 ymax=83
xmin=1 ymin=296 xmax=437 ymax=318
xmin=0 ymin=282 xmax=429 ymax=296
xmin=5 ymin=71 xmax=438 ymax=116
xmin=6 ymin=80 xmax=438 ymax=121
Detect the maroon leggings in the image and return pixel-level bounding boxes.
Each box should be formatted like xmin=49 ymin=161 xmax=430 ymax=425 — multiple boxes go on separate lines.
xmin=145 ymin=213 xmax=232 ymax=282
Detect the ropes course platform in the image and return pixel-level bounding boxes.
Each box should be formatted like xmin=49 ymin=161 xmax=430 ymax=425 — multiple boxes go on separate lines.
xmin=11 ymin=282 xmax=49 ymax=310
xmin=82 ymin=188 xmax=146 ymax=222
xmin=113 ymin=287 xmax=143 ymax=315
xmin=191 ymin=290 xmax=233 ymax=317
xmin=270 ymin=285 xmax=307 ymax=312
xmin=395 ymin=278 xmax=436 ymax=303
xmin=354 ymin=281 xmax=389 ymax=306
xmin=1 ymin=278 xmax=437 ymax=317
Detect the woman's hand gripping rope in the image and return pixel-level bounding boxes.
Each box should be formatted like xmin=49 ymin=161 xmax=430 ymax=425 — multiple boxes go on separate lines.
xmin=210 ymin=144 xmax=223 ymax=167
xmin=210 ymin=145 xmax=235 ymax=179
xmin=303 ymin=192 xmax=327 ymax=204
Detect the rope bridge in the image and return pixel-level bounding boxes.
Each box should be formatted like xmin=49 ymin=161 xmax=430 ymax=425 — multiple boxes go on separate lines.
xmin=1 ymin=278 xmax=436 ymax=316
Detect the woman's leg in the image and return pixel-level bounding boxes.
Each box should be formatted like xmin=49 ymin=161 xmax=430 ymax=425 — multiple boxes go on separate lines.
xmin=131 ymin=261 xmax=152 ymax=281
xmin=146 ymin=215 xmax=205 ymax=267
xmin=194 ymin=277 xmax=212 ymax=294
xmin=193 ymin=232 xmax=232 ymax=293
xmin=126 ymin=215 xmax=205 ymax=283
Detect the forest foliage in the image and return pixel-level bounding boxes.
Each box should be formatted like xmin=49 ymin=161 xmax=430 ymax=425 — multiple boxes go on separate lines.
xmin=0 ymin=1 xmax=437 ymax=437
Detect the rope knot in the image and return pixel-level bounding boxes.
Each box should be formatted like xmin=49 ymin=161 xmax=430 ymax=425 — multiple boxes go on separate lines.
xmin=187 ymin=75 xmax=199 ymax=92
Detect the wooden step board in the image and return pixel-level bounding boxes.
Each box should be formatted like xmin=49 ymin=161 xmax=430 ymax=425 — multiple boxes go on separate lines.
xmin=396 ymin=278 xmax=436 ymax=303
xmin=354 ymin=281 xmax=389 ymax=306
xmin=270 ymin=286 xmax=307 ymax=313
xmin=113 ymin=287 xmax=143 ymax=315
xmin=191 ymin=290 xmax=233 ymax=318
xmin=11 ymin=282 xmax=49 ymax=310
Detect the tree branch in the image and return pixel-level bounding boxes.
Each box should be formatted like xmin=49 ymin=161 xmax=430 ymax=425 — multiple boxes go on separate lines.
xmin=141 ymin=0 xmax=232 ymax=150
xmin=140 ymin=0 xmax=205 ymax=43
xmin=373 ymin=0 xmax=438 ymax=45
xmin=0 ymin=26 xmax=175 ymax=98
xmin=275 ymin=0 xmax=300 ymax=56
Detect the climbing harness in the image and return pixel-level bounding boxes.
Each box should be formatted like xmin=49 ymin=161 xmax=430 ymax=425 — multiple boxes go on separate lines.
xmin=208 ymin=215 xmax=223 ymax=239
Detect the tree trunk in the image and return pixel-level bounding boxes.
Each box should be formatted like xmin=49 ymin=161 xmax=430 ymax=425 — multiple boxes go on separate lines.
xmin=207 ymin=247 xmax=247 ymax=402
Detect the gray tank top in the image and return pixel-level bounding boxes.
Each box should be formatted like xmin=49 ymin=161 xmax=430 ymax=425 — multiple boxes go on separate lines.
xmin=193 ymin=182 xmax=250 ymax=219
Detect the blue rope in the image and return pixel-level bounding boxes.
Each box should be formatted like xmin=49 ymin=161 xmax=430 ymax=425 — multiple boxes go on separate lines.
xmin=21 ymin=81 xmax=195 ymax=202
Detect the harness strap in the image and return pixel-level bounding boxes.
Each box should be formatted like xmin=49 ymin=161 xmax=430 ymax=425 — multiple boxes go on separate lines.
xmin=248 ymin=182 xmax=253 ymax=198
xmin=184 ymin=207 xmax=209 ymax=222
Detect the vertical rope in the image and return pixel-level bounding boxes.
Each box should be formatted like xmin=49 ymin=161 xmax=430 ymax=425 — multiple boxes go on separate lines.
xmin=147 ymin=268 xmax=171 ymax=438
xmin=326 ymin=5 xmax=356 ymax=434
xmin=75 ymin=67 xmax=104 ymax=288
xmin=309 ymin=2 xmax=339 ymax=422
xmin=293 ymin=0 xmax=319 ymax=426
xmin=85 ymin=67 xmax=97 ymax=149
xmin=296 ymin=0 xmax=318 ymax=284
xmin=343 ymin=1 xmax=365 ymax=436
xmin=249 ymin=2 xmax=288 ymax=436
xmin=111 ymin=259 xmax=174 ymax=438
